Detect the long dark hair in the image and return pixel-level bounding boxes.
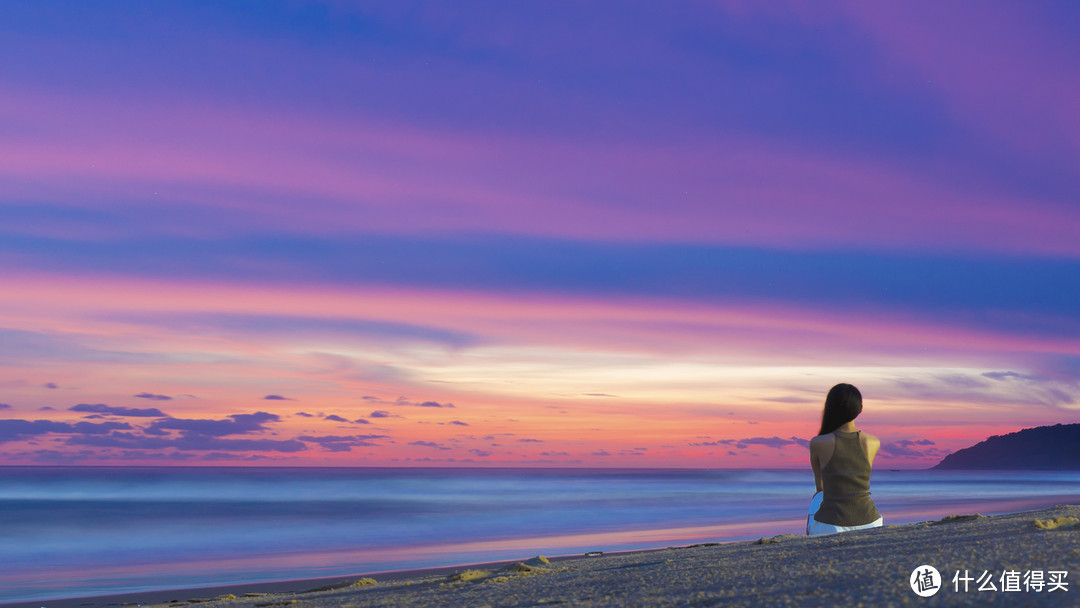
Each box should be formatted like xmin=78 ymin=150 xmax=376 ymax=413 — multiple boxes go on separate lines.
xmin=818 ymin=383 xmax=863 ymax=436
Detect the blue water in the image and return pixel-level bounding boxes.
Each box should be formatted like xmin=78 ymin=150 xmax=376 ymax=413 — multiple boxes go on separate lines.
xmin=3 ymin=466 xmax=1079 ymax=604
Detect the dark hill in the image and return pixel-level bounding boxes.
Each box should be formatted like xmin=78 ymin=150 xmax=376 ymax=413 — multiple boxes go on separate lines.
xmin=933 ymin=423 xmax=1080 ymax=470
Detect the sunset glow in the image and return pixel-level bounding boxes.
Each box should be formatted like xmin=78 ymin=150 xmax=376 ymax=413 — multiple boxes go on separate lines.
xmin=1 ymin=1 xmax=1077 ymax=468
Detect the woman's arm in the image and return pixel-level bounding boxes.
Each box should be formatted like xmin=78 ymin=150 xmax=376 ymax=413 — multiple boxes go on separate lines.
xmin=864 ymin=433 xmax=880 ymax=466
xmin=809 ymin=437 xmax=824 ymax=492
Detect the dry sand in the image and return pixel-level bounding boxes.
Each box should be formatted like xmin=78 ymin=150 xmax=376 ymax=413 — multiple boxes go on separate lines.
xmin=128 ymin=505 xmax=1079 ymax=607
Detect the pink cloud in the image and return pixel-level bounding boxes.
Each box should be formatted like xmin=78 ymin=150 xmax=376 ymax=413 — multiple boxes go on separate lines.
xmin=2 ymin=88 xmax=1079 ymax=255
xmin=5 ymin=272 xmax=1079 ymax=365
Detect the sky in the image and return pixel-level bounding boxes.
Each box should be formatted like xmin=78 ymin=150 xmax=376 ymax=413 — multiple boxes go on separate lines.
xmin=1 ymin=1 xmax=1078 ymax=468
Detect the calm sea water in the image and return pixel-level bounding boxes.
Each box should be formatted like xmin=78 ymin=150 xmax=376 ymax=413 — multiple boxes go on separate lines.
xmin=3 ymin=466 xmax=1079 ymax=604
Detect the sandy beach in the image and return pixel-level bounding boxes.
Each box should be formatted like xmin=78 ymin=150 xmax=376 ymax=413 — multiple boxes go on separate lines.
xmin=81 ymin=504 xmax=1077 ymax=608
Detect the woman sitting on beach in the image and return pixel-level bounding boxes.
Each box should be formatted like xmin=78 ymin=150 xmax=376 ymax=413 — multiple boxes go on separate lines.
xmin=807 ymin=383 xmax=883 ymax=535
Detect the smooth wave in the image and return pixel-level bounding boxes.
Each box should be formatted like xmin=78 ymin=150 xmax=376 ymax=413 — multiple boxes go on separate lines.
xmin=2 ymin=467 xmax=1078 ymax=603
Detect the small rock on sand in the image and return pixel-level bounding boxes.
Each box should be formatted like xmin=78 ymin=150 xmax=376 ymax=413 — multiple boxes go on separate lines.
xmin=306 ymin=578 xmax=376 ymax=592
xmin=1033 ymin=516 xmax=1080 ymax=530
xmin=446 ymin=569 xmax=490 ymax=582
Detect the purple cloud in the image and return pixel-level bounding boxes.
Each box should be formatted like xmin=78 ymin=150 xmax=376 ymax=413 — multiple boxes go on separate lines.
xmin=788 ymin=436 xmax=811 ymax=449
xmin=264 ymin=394 xmax=294 ymax=400
xmin=408 ymin=440 xmax=449 ymax=450
xmin=298 ymin=434 xmax=389 ymax=452
xmin=416 ymin=401 xmax=455 ymax=408
xmin=323 ymin=414 xmax=348 ymax=423
xmin=115 ymin=451 xmax=197 ymax=461
xmin=70 ymin=403 xmax=169 ymax=418
xmin=133 ymin=392 xmax=172 ymax=401
xmin=145 ymin=412 xmax=279 ymax=437
xmin=362 ymin=397 xmax=457 ymax=409
xmin=879 ymin=440 xmax=939 ymax=459
xmin=0 ymin=419 xmax=133 ymax=444
xmin=1 ymin=412 xmax=309 ymax=454
xmin=691 ymin=436 xmax=808 ymax=450
xmin=201 ymin=453 xmax=250 ymax=461
xmin=24 ymin=449 xmax=82 ymax=463
xmin=68 ymin=433 xmax=306 ymax=453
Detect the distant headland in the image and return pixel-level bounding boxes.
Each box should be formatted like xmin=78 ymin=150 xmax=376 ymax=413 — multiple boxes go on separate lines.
xmin=934 ymin=423 xmax=1080 ymax=470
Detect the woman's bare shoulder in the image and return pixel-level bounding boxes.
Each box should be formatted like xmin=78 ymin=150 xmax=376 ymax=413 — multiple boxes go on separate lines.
xmin=809 ymin=434 xmax=833 ymax=448
xmin=861 ymin=432 xmax=880 ymax=445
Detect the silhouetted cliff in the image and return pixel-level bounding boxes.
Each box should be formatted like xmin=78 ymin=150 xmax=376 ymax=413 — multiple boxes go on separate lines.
xmin=933 ymin=423 xmax=1080 ymax=470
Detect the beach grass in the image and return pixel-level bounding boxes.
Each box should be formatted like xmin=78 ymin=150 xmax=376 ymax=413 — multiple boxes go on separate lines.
xmin=123 ymin=504 xmax=1080 ymax=607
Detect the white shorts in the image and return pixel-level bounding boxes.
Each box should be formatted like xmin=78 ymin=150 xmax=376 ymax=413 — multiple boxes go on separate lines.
xmin=806 ymin=491 xmax=883 ymax=536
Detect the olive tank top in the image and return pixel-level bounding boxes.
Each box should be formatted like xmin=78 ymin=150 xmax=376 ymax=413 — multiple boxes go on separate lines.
xmin=814 ymin=430 xmax=881 ymax=526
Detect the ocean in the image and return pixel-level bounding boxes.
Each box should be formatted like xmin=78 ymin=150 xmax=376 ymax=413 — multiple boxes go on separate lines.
xmin=3 ymin=466 xmax=1079 ymax=604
